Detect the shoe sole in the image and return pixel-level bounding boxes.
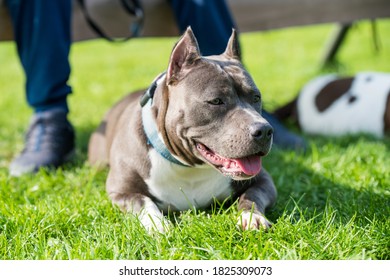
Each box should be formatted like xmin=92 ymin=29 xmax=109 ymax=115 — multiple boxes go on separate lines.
xmin=9 ymin=148 xmax=77 ymax=177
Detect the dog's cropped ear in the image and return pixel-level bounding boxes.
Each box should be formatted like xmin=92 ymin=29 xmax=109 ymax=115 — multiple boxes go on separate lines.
xmin=167 ymin=26 xmax=201 ymax=85
xmin=223 ymin=29 xmax=241 ymax=61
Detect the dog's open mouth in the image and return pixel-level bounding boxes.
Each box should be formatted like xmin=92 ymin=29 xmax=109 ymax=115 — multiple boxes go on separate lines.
xmin=196 ymin=143 xmax=262 ymax=179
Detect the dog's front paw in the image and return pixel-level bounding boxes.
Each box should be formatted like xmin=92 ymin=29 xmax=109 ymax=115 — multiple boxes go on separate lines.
xmin=237 ymin=211 xmax=272 ymax=230
xmin=138 ymin=212 xmax=168 ymax=234
xmin=135 ymin=198 xmax=169 ymax=234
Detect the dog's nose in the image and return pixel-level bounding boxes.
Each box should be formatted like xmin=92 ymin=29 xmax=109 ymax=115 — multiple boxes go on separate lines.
xmin=249 ymin=122 xmax=273 ymax=141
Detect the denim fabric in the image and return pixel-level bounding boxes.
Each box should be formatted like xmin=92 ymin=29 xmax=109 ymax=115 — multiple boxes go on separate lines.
xmin=6 ymin=0 xmax=72 ymax=112
xmin=170 ymin=0 xmax=237 ymax=56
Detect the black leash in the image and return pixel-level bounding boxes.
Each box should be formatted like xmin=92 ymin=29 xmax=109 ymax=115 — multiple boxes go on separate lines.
xmin=77 ymin=0 xmax=144 ymax=42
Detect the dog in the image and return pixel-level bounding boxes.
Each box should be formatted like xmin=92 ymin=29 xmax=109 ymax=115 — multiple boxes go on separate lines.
xmin=88 ymin=27 xmax=276 ymax=233
xmin=274 ymin=72 xmax=390 ymax=137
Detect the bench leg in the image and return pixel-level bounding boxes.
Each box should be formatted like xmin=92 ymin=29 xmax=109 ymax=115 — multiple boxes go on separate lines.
xmin=320 ymin=22 xmax=352 ymax=67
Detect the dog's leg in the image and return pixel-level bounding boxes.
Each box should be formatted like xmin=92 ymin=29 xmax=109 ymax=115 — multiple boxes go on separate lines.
xmin=236 ymin=169 xmax=277 ymax=230
xmin=109 ymin=191 xmax=167 ymax=233
xmin=106 ymin=169 xmax=167 ymax=233
xmin=137 ymin=196 xmax=167 ymax=233
xmin=88 ymin=121 xmax=108 ymax=167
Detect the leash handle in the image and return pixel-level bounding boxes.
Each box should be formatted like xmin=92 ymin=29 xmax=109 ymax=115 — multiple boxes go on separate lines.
xmin=77 ymin=0 xmax=144 ymax=42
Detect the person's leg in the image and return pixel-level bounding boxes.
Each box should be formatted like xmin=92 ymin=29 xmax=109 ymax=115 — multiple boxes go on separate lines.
xmin=6 ymin=0 xmax=75 ymax=176
xmin=6 ymin=0 xmax=72 ymax=112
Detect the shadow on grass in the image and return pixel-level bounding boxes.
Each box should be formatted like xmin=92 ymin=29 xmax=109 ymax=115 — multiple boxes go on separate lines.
xmin=266 ymin=134 xmax=389 ymax=228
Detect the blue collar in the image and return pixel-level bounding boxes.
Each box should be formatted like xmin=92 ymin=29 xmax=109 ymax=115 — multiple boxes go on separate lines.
xmin=140 ymin=73 xmax=188 ymax=167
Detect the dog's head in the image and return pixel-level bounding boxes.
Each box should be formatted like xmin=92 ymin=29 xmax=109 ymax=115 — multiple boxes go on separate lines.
xmin=157 ymin=27 xmax=273 ymax=180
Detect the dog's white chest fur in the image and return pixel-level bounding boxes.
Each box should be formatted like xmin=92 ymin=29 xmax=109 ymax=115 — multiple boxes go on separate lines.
xmin=145 ymin=150 xmax=233 ymax=212
xmin=297 ymin=72 xmax=390 ymax=137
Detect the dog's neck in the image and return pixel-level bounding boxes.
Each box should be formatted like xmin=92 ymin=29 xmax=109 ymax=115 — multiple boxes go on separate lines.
xmin=141 ymin=73 xmax=189 ymax=167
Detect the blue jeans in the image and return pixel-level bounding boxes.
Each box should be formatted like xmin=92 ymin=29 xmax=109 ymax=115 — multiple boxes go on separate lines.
xmin=6 ymin=0 xmax=72 ymax=113
xmin=170 ymin=0 xmax=237 ymax=56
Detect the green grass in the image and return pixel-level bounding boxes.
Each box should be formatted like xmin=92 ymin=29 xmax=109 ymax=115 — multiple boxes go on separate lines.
xmin=0 ymin=20 xmax=389 ymax=260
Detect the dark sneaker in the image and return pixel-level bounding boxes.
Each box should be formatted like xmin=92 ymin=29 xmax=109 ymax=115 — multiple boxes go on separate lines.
xmin=263 ymin=111 xmax=307 ymax=151
xmin=9 ymin=108 xmax=75 ymax=176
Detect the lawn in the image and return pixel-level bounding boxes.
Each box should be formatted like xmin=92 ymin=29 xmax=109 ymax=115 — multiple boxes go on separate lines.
xmin=0 ymin=20 xmax=389 ymax=260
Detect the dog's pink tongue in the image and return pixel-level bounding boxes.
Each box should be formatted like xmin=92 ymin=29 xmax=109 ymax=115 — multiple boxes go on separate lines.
xmin=233 ymin=156 xmax=262 ymax=176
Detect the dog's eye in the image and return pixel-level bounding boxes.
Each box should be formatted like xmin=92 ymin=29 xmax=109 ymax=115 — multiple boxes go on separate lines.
xmin=207 ymin=98 xmax=224 ymax=105
xmin=253 ymin=95 xmax=261 ymax=103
